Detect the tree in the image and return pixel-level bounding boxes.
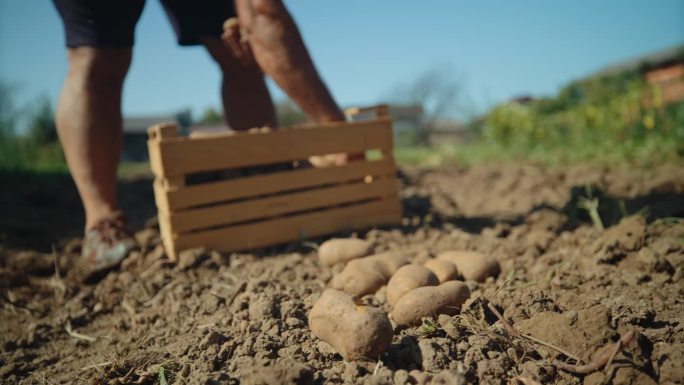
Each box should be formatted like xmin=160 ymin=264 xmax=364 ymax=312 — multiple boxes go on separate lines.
xmin=275 ymin=98 xmax=307 ymax=127
xmin=175 ymin=108 xmax=194 ymax=135
xmin=387 ymin=66 xmax=463 ymax=145
xmin=0 ymin=80 xmax=18 ymax=139
xmin=198 ymin=106 xmax=224 ymax=125
xmin=27 ymin=95 xmax=57 ymax=144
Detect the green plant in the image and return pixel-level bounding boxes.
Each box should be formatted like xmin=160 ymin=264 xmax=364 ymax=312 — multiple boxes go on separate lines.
xmin=472 ymin=66 xmax=683 ymax=166
xmin=421 ymin=317 xmax=440 ymax=335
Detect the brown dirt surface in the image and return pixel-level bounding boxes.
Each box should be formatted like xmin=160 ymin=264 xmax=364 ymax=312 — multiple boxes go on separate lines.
xmin=1 ymin=163 xmax=683 ymax=385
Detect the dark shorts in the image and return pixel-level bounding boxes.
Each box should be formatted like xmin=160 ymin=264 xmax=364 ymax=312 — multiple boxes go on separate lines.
xmin=52 ymin=0 xmax=236 ymax=47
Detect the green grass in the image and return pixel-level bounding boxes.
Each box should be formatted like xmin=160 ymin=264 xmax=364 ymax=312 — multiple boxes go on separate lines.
xmin=393 ymin=133 xmax=681 ymax=169
xmin=118 ymin=161 xmax=152 ymax=178
xmin=3 ymin=132 xmax=680 ymax=181
xmin=0 ymin=136 xmax=154 ymax=180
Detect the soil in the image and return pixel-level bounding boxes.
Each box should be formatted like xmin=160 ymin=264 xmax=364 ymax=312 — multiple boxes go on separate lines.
xmin=1 ymin=162 xmax=683 ymax=385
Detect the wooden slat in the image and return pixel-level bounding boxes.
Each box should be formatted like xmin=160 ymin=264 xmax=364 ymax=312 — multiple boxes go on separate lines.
xmin=148 ymin=122 xmax=178 ymax=140
xmin=148 ymin=140 xmax=164 ymax=178
xmin=156 ymin=119 xmax=393 ymax=177
xmin=173 ymin=198 xmax=402 ymax=251
xmin=153 ymin=180 xmax=178 ymax=260
xmin=158 ymin=212 xmax=178 ymax=261
xmin=170 ymin=177 xmax=398 ymax=233
xmin=147 ymin=123 xmax=178 ymax=178
xmin=163 ymin=158 xmax=396 ymax=211
xmin=153 ymin=179 xmax=171 ymax=214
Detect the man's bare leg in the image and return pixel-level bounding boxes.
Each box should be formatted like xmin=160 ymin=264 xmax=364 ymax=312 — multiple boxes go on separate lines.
xmin=202 ymin=38 xmax=277 ymax=131
xmin=233 ymin=0 xmax=345 ymax=124
xmin=56 ymin=47 xmax=131 ymax=230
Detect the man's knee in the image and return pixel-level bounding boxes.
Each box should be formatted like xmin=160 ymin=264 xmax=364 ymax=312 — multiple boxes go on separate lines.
xmin=66 ymin=47 xmax=132 ymax=88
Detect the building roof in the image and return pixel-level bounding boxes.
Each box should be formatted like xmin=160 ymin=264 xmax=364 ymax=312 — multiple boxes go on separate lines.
xmin=593 ymin=44 xmax=684 ymax=78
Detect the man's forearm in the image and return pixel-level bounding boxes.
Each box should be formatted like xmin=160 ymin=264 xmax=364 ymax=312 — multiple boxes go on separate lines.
xmin=235 ymin=0 xmax=344 ymax=123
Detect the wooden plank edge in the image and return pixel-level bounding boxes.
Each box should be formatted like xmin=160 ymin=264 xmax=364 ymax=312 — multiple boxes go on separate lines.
xmin=157 ymin=211 xmax=178 ymax=262
xmin=164 ymin=158 xmax=398 ymax=211
xmin=174 ymin=197 xmax=401 ymax=251
xmin=169 ymin=177 xmax=399 ymax=233
xmin=157 ymin=119 xmax=393 ymax=176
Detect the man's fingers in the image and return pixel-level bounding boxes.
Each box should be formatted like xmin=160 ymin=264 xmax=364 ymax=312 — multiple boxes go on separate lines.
xmin=222 ymin=32 xmax=242 ymax=56
xmin=222 ymin=18 xmax=243 ymax=57
xmin=222 ymin=17 xmax=256 ymax=67
xmin=240 ymin=40 xmax=256 ymax=66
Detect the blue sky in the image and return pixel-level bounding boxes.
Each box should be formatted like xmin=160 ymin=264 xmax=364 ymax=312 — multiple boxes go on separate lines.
xmin=1 ymin=0 xmax=683 ymax=121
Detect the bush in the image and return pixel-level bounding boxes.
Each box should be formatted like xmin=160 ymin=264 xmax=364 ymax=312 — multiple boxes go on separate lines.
xmin=477 ymin=69 xmax=683 ymax=165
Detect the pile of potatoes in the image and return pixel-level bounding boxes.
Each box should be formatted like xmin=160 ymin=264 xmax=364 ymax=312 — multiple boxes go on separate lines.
xmin=308 ymin=238 xmax=501 ymax=361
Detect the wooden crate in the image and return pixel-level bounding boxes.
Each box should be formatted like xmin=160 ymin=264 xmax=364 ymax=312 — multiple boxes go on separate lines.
xmin=147 ymin=112 xmax=401 ymax=261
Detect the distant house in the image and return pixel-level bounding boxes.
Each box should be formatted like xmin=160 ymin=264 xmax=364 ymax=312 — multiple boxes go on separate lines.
xmin=122 ymin=115 xmax=178 ymax=162
xmin=645 ymin=61 xmax=684 ymax=105
xmin=427 ymin=119 xmax=469 ymax=146
xmin=596 ymin=44 xmax=684 ymax=105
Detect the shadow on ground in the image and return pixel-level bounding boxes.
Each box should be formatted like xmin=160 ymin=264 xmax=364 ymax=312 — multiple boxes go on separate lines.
xmin=0 ymin=170 xmax=156 ymax=252
xmin=1 ymin=167 xmax=683 ymax=253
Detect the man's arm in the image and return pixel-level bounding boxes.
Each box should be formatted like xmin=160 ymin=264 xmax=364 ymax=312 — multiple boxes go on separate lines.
xmin=230 ymin=0 xmax=345 ymax=124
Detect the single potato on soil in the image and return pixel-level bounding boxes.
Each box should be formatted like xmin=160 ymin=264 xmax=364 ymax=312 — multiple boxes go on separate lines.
xmin=386 ymin=264 xmax=439 ymax=308
xmin=308 ymin=289 xmax=393 ymax=361
xmin=329 ymin=252 xmax=408 ymax=296
xmin=318 ymin=238 xmax=371 ymax=266
xmin=391 ymin=281 xmax=471 ymax=326
xmin=437 ymin=250 xmax=500 ymax=282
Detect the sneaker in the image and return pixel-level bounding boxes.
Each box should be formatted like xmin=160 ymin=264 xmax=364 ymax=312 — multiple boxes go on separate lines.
xmin=80 ymin=212 xmax=136 ymax=282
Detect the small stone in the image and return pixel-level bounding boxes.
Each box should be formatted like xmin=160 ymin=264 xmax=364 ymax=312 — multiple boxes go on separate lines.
xmin=393 ymin=369 xmax=410 ymax=385
xmin=285 ymin=317 xmax=303 ymax=328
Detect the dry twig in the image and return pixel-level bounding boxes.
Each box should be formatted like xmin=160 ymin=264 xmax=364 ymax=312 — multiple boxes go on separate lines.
xmin=486 ymin=301 xmax=519 ymax=338
xmin=80 ymin=361 xmax=112 ymax=371
xmin=486 ymin=280 xmax=583 ymax=364
xmin=556 ymin=330 xmax=636 ymax=374
xmin=65 ymin=321 xmax=96 ymax=342
xmin=522 ymin=333 xmax=582 ymax=364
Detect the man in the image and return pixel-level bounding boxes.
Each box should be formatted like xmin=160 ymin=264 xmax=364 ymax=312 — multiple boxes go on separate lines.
xmin=52 ymin=0 xmax=345 ymax=279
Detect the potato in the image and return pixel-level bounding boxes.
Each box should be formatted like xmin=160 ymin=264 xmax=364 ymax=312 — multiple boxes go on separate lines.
xmin=308 ymin=289 xmax=393 ymax=361
xmin=423 ymin=259 xmax=459 ymax=283
xmin=391 ymin=281 xmax=470 ymax=326
xmin=386 ymin=264 xmax=439 ymax=308
xmin=437 ymin=250 xmax=500 ymax=282
xmin=318 ymin=238 xmax=371 ymax=266
xmin=329 ymin=252 xmax=407 ymax=296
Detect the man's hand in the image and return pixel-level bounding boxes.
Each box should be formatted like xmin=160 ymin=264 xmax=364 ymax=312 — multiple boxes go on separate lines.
xmin=221 ymin=17 xmax=255 ymax=67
